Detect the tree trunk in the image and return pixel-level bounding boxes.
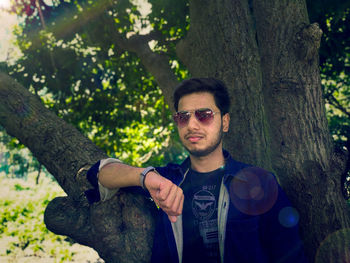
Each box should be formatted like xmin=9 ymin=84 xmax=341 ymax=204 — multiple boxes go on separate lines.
xmin=176 ymin=0 xmax=350 ymax=262
xmin=1 ymin=0 xmax=350 ymax=262
xmin=177 ymin=0 xmax=270 ymax=169
xmin=253 ymin=1 xmax=350 ymax=261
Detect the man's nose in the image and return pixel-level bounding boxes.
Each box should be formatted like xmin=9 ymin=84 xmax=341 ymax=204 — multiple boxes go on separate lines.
xmin=187 ymin=114 xmax=200 ymax=130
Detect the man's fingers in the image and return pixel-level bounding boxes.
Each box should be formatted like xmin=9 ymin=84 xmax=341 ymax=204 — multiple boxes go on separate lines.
xmin=159 ymin=187 xmax=184 ymax=218
xmin=168 ymin=215 xmax=178 ymax=223
xmin=156 ymin=180 xmax=174 ymax=201
xmin=161 ymin=183 xmax=179 ymax=209
xmin=147 ymin=175 xmax=184 ymax=221
xmin=168 ymin=187 xmax=184 ymax=215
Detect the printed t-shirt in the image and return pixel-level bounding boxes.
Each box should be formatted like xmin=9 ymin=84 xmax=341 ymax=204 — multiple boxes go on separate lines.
xmin=181 ymin=167 xmax=224 ymax=263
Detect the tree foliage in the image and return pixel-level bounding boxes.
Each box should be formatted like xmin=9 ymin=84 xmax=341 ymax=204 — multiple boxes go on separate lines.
xmin=1 ymin=0 xmax=349 ymax=175
xmin=4 ymin=0 xmax=189 ymax=167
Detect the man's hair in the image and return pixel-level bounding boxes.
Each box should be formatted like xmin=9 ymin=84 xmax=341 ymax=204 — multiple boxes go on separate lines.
xmin=173 ymin=77 xmax=231 ymax=115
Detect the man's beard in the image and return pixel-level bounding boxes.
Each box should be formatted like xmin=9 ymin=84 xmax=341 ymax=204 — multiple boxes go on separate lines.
xmin=184 ymin=127 xmax=223 ymax=157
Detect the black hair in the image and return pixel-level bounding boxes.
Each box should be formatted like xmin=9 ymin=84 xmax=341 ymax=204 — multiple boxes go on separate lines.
xmin=173 ymin=77 xmax=231 ymax=114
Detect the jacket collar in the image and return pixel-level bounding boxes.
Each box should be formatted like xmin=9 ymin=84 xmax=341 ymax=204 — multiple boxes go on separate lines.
xmin=179 ymin=149 xmax=234 ymax=172
xmin=164 ymin=149 xmax=249 ymax=186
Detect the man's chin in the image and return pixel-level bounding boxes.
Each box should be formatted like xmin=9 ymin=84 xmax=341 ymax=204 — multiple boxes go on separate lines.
xmin=185 ymin=146 xmax=214 ymax=158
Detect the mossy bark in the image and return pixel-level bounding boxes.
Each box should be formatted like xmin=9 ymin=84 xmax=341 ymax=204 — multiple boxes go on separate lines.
xmin=1 ymin=0 xmax=349 ymax=262
xmin=176 ymin=0 xmax=350 ymax=262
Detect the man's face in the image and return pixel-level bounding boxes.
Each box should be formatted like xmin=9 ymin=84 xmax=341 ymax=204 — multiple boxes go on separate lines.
xmin=176 ymin=92 xmax=230 ymax=157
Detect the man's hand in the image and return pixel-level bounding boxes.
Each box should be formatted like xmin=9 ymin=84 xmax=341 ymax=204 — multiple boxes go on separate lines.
xmin=144 ymin=171 xmax=184 ymax=223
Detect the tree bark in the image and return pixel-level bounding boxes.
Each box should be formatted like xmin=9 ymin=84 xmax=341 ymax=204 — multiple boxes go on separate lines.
xmin=253 ymin=1 xmax=350 ymax=261
xmin=177 ymin=0 xmax=271 ymax=169
xmin=0 ymin=73 xmax=155 ymax=262
xmin=1 ymin=0 xmax=350 ymax=262
xmin=175 ymin=0 xmax=350 ymax=262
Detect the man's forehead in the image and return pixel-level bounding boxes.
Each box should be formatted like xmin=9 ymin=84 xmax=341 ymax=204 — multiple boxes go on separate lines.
xmin=178 ymin=92 xmax=217 ymax=110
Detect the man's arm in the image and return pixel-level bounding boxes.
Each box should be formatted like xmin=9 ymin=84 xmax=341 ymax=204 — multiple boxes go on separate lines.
xmin=98 ymin=162 xmax=143 ymax=189
xmin=98 ymin=162 xmax=184 ymax=223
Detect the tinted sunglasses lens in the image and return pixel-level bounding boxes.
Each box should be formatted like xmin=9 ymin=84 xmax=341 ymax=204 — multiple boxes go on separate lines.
xmin=195 ymin=109 xmax=214 ymax=124
xmin=173 ymin=112 xmax=190 ymax=127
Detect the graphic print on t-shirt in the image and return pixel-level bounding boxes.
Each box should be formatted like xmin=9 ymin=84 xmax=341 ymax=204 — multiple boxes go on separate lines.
xmin=192 ymin=185 xmax=219 ymax=256
xmin=192 ymin=189 xmax=216 ymax=221
xmin=199 ymin=218 xmax=219 ymax=246
xmin=182 ymin=168 xmax=223 ymax=263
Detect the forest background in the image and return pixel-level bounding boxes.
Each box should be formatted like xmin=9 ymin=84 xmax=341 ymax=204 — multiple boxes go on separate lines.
xmin=0 ymin=0 xmax=349 ymax=262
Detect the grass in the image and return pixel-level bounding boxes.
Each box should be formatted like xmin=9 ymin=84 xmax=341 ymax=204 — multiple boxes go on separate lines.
xmin=0 ymin=172 xmax=103 ymax=263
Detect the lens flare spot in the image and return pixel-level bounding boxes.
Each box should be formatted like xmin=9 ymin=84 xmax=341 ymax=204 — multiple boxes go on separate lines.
xmin=250 ymin=186 xmax=264 ymax=200
xmin=278 ymin=207 xmax=299 ymax=228
xmin=229 ymin=167 xmax=278 ymax=216
xmin=0 ymin=0 xmax=11 ymax=8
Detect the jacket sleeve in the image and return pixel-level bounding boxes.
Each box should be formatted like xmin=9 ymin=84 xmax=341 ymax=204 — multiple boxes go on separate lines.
xmin=84 ymin=158 xmax=122 ymax=204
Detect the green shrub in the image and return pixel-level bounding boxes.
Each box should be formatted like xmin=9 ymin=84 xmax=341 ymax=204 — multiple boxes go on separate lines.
xmin=0 ymin=173 xmax=102 ymax=262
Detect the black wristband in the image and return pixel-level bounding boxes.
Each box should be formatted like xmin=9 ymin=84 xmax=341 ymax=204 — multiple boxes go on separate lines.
xmin=140 ymin=166 xmax=157 ymax=190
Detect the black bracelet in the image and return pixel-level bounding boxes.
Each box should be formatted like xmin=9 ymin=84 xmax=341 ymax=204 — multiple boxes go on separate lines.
xmin=140 ymin=166 xmax=157 ymax=190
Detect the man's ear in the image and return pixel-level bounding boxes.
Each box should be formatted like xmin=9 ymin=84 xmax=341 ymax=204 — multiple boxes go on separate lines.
xmin=222 ymin=113 xmax=230 ymax=132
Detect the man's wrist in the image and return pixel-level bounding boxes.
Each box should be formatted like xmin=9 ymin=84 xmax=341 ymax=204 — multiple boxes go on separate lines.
xmin=140 ymin=166 xmax=157 ymax=190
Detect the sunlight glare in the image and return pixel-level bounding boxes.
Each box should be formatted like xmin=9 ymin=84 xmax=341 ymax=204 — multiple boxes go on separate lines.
xmin=0 ymin=0 xmax=11 ymax=9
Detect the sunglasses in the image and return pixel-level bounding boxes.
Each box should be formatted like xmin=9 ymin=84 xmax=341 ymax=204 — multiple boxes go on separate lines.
xmin=173 ymin=108 xmax=220 ymax=127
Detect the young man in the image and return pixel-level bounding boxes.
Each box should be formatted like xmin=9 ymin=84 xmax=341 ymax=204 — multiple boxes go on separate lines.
xmin=86 ymin=78 xmax=308 ymax=262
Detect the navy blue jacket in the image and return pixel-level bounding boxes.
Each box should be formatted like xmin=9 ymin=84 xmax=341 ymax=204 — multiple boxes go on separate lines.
xmin=150 ymin=151 xmax=308 ymax=263
xmin=85 ymin=151 xmax=308 ymax=263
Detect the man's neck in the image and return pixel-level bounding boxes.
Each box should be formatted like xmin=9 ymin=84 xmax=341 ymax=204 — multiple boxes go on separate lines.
xmin=189 ymin=148 xmax=225 ymax=173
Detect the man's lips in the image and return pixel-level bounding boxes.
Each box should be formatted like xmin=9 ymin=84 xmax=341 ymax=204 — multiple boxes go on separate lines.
xmin=185 ymin=134 xmax=204 ymax=142
xmin=188 ymin=137 xmax=201 ymax=142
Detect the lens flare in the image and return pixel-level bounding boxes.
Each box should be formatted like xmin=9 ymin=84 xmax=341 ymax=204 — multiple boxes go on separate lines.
xmin=278 ymin=206 xmax=299 ymax=228
xmin=0 ymin=0 xmax=11 ymax=9
xmin=229 ymin=167 xmax=278 ymax=216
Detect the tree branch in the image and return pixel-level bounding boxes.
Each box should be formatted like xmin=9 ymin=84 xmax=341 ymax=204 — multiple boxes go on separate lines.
xmin=36 ymin=0 xmax=180 ymax=110
xmin=112 ymin=32 xmax=179 ymax=110
xmin=0 ymin=72 xmax=105 ymax=198
xmin=44 ymin=191 xmax=155 ymax=263
xmin=0 ymin=72 xmax=155 ymax=262
xmin=326 ymin=92 xmax=350 ymax=119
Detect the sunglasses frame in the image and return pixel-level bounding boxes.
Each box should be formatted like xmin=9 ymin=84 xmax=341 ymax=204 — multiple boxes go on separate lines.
xmin=173 ymin=108 xmax=221 ymax=127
